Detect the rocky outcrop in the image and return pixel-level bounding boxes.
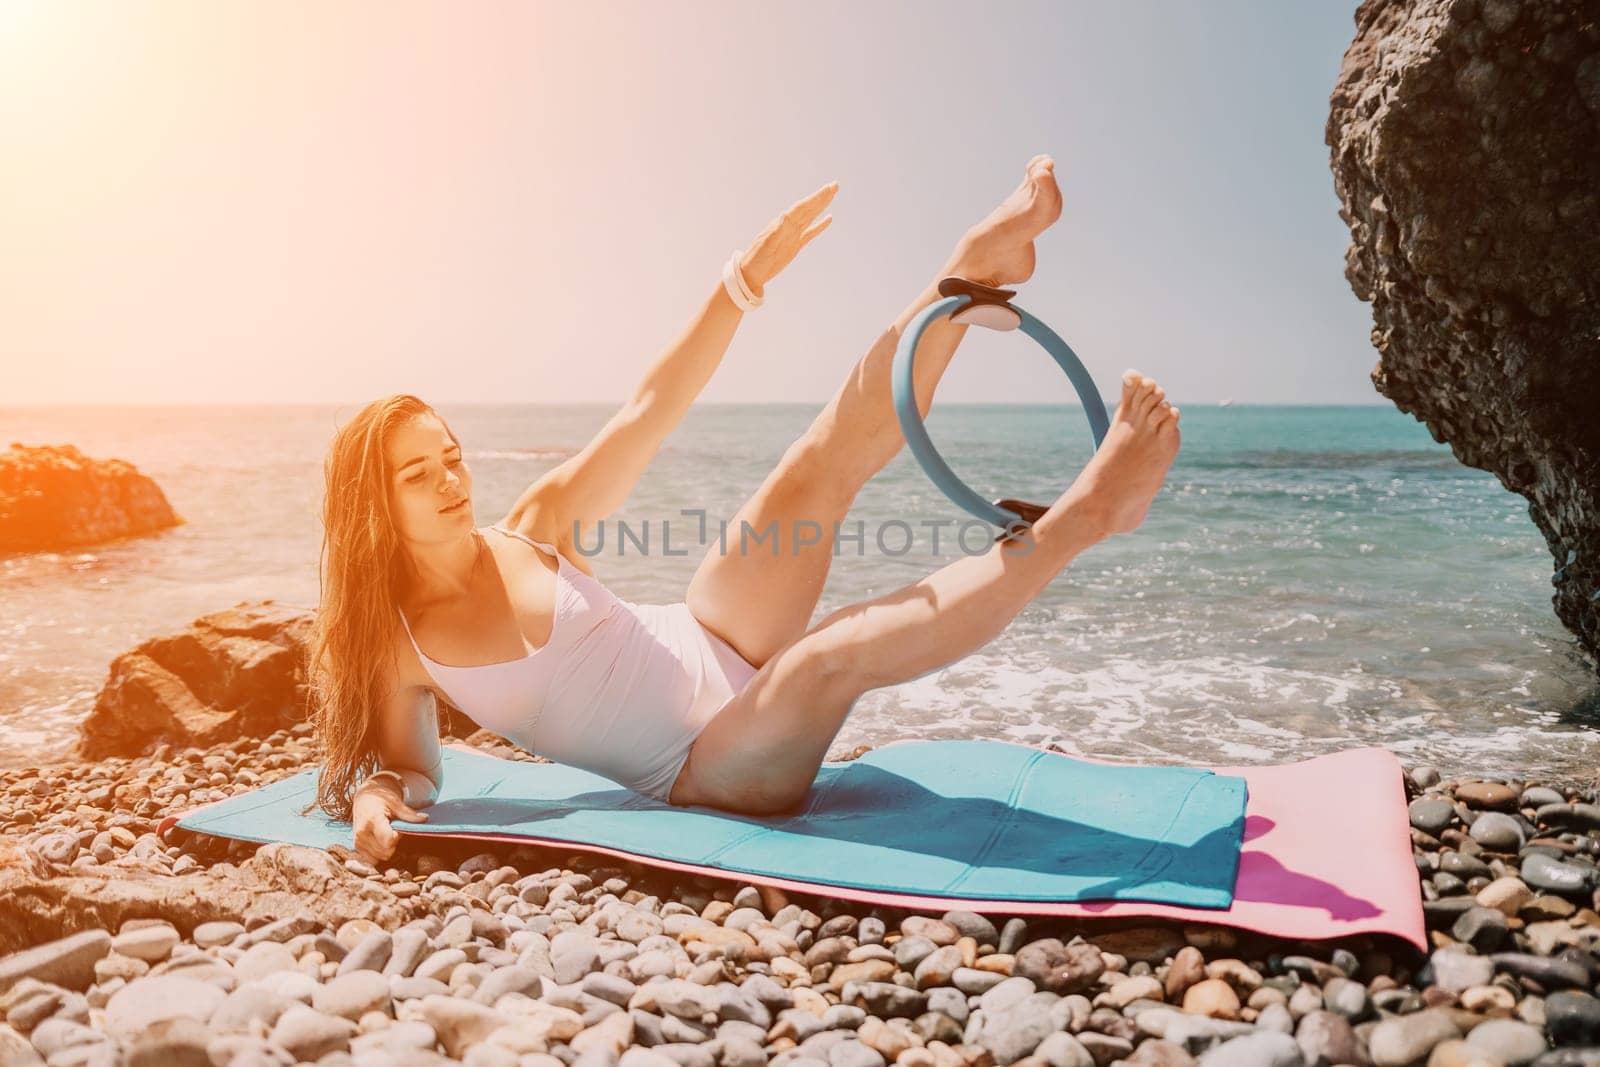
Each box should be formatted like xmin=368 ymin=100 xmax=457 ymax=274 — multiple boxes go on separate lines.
xmin=77 ymin=601 xmax=317 ymax=759
xmin=0 ymin=840 xmax=426 ymax=958
xmin=1326 ymin=0 xmax=1600 ymax=665
xmin=77 ymin=600 xmax=479 ymax=759
xmin=0 ymin=443 xmax=182 ymax=555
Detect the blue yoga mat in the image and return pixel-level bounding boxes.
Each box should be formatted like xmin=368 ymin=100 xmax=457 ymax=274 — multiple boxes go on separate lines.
xmin=172 ymin=739 xmax=1248 ymax=907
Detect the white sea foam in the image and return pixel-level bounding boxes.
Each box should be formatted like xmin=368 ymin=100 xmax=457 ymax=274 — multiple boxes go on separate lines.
xmin=469 ymin=448 xmax=574 ymax=461
xmin=831 ymin=645 xmax=1596 ymax=778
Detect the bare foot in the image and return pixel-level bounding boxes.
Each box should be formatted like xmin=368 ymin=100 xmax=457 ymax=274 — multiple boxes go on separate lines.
xmin=1065 ymin=371 xmax=1182 ymax=535
xmin=945 ymin=155 xmax=1063 ymax=288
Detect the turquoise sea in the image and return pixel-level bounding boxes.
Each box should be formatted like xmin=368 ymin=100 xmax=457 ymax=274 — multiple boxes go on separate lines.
xmin=3 ymin=403 xmax=1596 ymax=776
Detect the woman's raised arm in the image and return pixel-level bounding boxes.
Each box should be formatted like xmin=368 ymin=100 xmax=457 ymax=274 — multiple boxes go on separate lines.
xmin=504 ymin=182 xmax=838 ymax=544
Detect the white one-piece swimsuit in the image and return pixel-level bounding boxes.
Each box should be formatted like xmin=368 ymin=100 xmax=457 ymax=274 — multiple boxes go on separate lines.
xmin=397 ymin=524 xmax=760 ymax=802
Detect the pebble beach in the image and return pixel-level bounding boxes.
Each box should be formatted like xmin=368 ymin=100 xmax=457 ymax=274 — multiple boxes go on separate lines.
xmin=6 ymin=1 xmax=1599 ymax=1065
xmin=4 ymin=412 xmax=1594 ymax=1067
xmin=5 ymin=726 xmax=1600 ymax=1067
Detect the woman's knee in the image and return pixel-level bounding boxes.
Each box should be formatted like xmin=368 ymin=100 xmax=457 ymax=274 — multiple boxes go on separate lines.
xmin=771 ymin=431 xmax=867 ymax=511
xmin=768 ymin=627 xmax=866 ymax=707
xmin=802 ymin=603 xmax=905 ymax=692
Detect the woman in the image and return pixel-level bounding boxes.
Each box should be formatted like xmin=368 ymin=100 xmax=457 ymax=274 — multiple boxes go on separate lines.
xmin=307 ymin=155 xmax=1182 ymax=862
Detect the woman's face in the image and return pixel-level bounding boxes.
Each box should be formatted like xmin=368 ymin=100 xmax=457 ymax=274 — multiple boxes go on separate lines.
xmin=386 ymin=414 xmax=474 ymax=538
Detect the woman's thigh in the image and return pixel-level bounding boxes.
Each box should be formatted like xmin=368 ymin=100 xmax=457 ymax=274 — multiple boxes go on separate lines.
xmin=685 ymin=438 xmax=862 ymax=671
xmin=667 ymin=625 xmax=862 ymax=813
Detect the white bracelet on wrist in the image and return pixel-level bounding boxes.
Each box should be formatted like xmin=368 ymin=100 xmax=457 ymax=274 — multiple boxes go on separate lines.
xmin=732 ymin=252 xmax=761 ymax=305
xmin=364 ymin=768 xmax=407 ymax=803
xmin=722 ymin=250 xmax=764 ymax=312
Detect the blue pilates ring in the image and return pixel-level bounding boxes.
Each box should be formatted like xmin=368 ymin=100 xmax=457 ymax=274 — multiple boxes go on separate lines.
xmin=892 ymin=277 xmax=1110 ymax=534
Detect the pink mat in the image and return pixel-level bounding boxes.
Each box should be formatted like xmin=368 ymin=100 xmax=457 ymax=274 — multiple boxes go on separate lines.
xmin=162 ymin=744 xmax=1424 ymax=950
xmin=1046 ymin=746 xmax=1426 ymax=950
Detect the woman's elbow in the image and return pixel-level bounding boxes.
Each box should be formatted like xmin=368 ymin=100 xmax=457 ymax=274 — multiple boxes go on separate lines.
xmin=418 ymin=771 xmax=442 ymax=807
xmin=398 ymin=767 xmax=441 ymax=808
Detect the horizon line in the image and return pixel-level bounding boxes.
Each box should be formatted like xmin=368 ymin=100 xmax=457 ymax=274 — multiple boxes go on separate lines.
xmin=3 ymin=398 xmax=1400 ymax=410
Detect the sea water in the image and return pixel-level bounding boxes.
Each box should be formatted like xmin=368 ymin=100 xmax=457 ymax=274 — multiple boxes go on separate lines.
xmin=2 ymin=403 xmax=1596 ymax=776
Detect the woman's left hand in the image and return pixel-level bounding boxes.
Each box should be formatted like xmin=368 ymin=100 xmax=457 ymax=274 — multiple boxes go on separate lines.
xmin=739 ymin=181 xmax=838 ymax=297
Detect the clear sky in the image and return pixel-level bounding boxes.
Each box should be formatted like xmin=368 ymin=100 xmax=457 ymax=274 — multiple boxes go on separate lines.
xmin=2 ymin=0 xmax=1375 ymax=406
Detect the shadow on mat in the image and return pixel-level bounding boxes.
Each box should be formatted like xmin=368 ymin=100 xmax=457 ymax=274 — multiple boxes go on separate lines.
xmin=409 ymin=761 xmax=1276 ymax=906
xmin=1069 ymin=815 xmax=1384 ymax=921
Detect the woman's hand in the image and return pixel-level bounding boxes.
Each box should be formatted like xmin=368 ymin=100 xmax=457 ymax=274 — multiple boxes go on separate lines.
xmin=739 ymin=181 xmax=839 ymax=297
xmin=352 ymin=779 xmax=429 ymax=863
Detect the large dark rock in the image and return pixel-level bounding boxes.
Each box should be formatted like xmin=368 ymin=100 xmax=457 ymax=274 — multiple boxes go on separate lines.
xmin=1326 ymin=0 xmax=1600 ymax=666
xmin=0 ymin=443 xmax=182 ymax=555
xmin=77 ymin=599 xmax=478 ymax=759
xmin=77 ymin=600 xmax=316 ymax=759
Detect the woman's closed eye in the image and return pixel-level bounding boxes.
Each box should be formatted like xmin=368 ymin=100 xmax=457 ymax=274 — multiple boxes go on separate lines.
xmin=408 ymin=457 xmax=463 ymax=483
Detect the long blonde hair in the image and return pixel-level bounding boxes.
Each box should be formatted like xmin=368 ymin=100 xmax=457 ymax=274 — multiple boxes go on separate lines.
xmin=303 ymin=394 xmax=459 ymax=821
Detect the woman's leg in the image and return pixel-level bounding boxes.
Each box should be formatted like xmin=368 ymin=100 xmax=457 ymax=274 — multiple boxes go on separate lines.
xmin=671 ymin=372 xmax=1181 ymax=813
xmin=686 ymin=156 xmax=1063 ymax=670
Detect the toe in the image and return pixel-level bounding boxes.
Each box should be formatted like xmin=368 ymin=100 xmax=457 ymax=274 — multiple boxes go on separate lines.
xmin=1119 ymin=370 xmax=1141 ymax=415
xmin=1139 ymin=385 xmax=1166 ymax=420
xmin=1035 ymin=161 xmax=1061 ymax=196
xmin=1026 ymin=160 xmax=1062 ymax=223
xmin=1124 ymin=385 xmax=1151 ymax=425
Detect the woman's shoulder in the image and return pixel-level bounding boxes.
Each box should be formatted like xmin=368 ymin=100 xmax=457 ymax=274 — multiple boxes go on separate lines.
xmin=388 ymin=610 xmax=441 ymax=695
xmin=487 ymin=515 xmax=596 ymax=579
